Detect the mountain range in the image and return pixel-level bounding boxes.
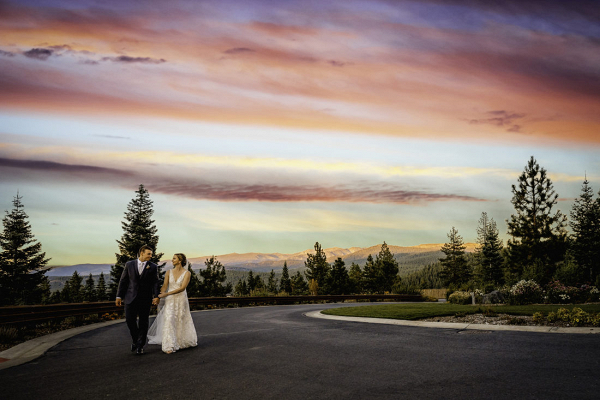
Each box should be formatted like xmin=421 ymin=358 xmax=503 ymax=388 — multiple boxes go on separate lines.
xmin=45 ymin=243 xmax=476 ymax=277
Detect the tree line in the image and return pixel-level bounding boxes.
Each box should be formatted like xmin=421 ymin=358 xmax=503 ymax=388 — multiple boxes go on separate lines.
xmin=1 ymin=156 xmax=598 ymax=305
xmin=438 ymin=156 xmax=600 ymax=292
xmin=232 ymin=241 xmax=403 ymax=296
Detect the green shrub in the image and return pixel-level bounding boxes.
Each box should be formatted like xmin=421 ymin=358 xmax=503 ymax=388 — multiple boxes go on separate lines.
xmin=508 ymin=280 xmax=542 ymax=305
xmin=448 ymin=291 xmax=472 ymax=305
xmin=569 ymin=307 xmax=589 ymax=327
xmin=556 ymin=308 xmax=571 ymax=322
xmin=589 ymin=313 xmax=600 ymax=327
xmin=547 ymin=311 xmax=557 ymax=322
xmin=532 ymin=312 xmax=545 ymax=323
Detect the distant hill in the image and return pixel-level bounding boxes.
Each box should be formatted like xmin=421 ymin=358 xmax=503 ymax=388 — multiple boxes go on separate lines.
xmin=46 ymin=243 xmax=477 ymax=276
xmin=45 ymin=264 xmax=113 ymax=277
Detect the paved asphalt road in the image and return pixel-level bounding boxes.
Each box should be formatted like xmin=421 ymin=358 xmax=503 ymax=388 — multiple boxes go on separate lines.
xmin=1 ymin=303 xmax=598 ymax=399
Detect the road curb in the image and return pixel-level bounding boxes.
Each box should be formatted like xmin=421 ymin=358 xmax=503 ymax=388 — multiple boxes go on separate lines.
xmin=0 ymin=318 xmax=125 ymax=371
xmin=305 ymin=310 xmax=600 ymax=334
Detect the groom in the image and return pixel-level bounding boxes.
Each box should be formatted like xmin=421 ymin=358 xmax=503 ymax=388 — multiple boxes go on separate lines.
xmin=116 ymin=245 xmax=160 ymax=355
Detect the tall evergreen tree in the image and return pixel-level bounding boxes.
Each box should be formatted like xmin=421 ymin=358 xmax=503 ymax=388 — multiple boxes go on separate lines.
xmin=96 ymin=272 xmax=108 ymax=301
xmin=569 ymin=178 xmax=600 ymax=283
xmin=234 ymin=278 xmax=249 ymax=296
xmin=247 ymin=270 xmax=257 ymax=292
xmin=109 ymin=185 xmax=165 ymax=298
xmin=186 ymin=263 xmax=200 ymax=297
xmin=60 ymin=280 xmax=71 ymax=303
xmin=39 ymin=275 xmax=51 ymax=304
xmin=291 ymin=271 xmax=308 ymax=295
xmin=362 ymin=254 xmax=378 ymax=293
xmin=67 ymin=271 xmax=83 ymax=303
xmin=0 ymin=194 xmax=50 ymax=305
xmin=439 ymin=227 xmax=471 ymax=287
xmin=348 ymin=262 xmax=363 ymax=294
xmin=279 ymin=261 xmax=292 ymax=293
xmin=474 ymin=212 xmax=504 ymax=286
xmin=375 ymin=242 xmax=400 ymax=293
xmin=326 ymin=257 xmax=351 ymax=295
xmin=304 ymin=242 xmax=330 ymax=294
xmin=83 ymin=273 xmax=97 ymax=302
xmin=507 ymin=156 xmax=567 ymax=283
xmin=198 ymin=256 xmax=232 ymax=297
xmin=267 ymin=270 xmax=278 ymax=294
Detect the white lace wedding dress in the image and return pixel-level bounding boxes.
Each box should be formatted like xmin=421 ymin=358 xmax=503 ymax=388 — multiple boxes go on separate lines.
xmin=148 ymin=269 xmax=198 ymax=353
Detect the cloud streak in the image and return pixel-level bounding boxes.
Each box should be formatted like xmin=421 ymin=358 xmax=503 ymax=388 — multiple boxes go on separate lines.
xmin=0 ymin=157 xmax=132 ymax=177
xmin=146 ymin=181 xmax=485 ymax=204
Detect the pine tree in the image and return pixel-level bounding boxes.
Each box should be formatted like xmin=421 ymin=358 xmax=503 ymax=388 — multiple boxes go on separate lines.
xmin=326 ymin=257 xmax=351 ymax=295
xmin=439 ymin=227 xmax=471 ymax=287
xmin=247 ymin=270 xmax=256 ymax=292
xmin=60 ymin=280 xmax=71 ymax=303
xmin=198 ymin=256 xmax=232 ymax=297
xmin=67 ymin=271 xmax=83 ymax=303
xmin=375 ymin=242 xmax=399 ymax=293
xmin=254 ymin=274 xmax=265 ymax=291
xmin=0 ymin=194 xmax=51 ymax=305
xmin=186 ymin=264 xmax=200 ymax=297
xmin=279 ymin=261 xmax=292 ymax=294
xmin=474 ymin=212 xmax=504 ymax=287
xmin=291 ymin=271 xmax=308 ymax=295
xmin=234 ymin=279 xmax=249 ymax=296
xmin=109 ymin=185 xmax=165 ymax=298
xmin=569 ymin=178 xmax=600 ymax=283
xmin=304 ymin=242 xmax=330 ymax=294
xmin=96 ymin=272 xmax=108 ymax=301
xmin=507 ymin=156 xmax=567 ymax=283
xmin=267 ymin=270 xmax=277 ymax=294
xmin=83 ymin=273 xmax=97 ymax=302
xmin=348 ymin=262 xmax=363 ymax=294
xmin=362 ymin=255 xmax=378 ymax=293
xmin=39 ymin=276 xmax=51 ymax=304
xmin=49 ymin=289 xmax=61 ymax=304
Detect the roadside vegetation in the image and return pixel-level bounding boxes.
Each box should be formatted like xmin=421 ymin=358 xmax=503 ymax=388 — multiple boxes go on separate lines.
xmin=322 ymin=303 xmax=600 ymax=327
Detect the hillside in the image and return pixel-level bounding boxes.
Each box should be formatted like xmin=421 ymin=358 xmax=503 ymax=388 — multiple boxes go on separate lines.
xmin=46 ymin=243 xmax=477 ymax=276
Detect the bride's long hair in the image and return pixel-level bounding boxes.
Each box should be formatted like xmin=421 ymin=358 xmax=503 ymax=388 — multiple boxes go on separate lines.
xmin=174 ymin=253 xmax=187 ymax=268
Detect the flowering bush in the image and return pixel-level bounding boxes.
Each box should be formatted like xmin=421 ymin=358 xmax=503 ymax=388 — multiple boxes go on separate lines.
xmin=448 ymin=291 xmax=472 ymax=305
xmin=545 ymin=281 xmax=580 ymax=304
xmin=544 ymin=281 xmax=600 ymax=304
xmin=583 ymin=285 xmax=600 ymax=303
xmin=547 ymin=311 xmax=557 ymax=322
xmin=556 ymin=307 xmax=571 ymax=322
xmin=508 ymin=280 xmax=542 ymax=305
xmin=532 ymin=312 xmax=545 ymax=323
xmin=569 ymin=307 xmax=588 ymax=327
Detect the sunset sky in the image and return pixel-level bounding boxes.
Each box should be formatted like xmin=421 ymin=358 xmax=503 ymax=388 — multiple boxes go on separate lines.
xmin=1 ymin=0 xmax=599 ymax=265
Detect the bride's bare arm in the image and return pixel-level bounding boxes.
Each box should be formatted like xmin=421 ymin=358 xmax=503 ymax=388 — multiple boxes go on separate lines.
xmin=157 ymin=272 xmax=170 ymax=298
xmin=161 ymin=271 xmax=192 ymax=297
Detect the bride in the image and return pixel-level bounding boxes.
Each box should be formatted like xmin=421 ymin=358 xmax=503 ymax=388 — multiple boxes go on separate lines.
xmin=147 ymin=253 xmax=198 ymax=354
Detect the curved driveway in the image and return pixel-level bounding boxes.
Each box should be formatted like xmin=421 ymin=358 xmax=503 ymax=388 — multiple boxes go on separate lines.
xmin=1 ymin=303 xmax=598 ymax=399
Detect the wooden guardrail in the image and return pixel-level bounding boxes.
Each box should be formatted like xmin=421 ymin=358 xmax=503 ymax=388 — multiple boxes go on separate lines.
xmin=0 ymin=294 xmax=423 ymax=326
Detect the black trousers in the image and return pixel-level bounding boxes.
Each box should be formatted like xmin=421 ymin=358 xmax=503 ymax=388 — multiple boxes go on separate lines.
xmin=125 ymin=298 xmax=152 ymax=347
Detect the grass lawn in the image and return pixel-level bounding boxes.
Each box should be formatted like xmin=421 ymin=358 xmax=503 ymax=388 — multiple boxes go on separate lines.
xmin=322 ymin=303 xmax=600 ymax=320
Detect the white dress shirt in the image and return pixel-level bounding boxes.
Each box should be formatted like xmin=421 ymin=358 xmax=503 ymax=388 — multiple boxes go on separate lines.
xmin=138 ymin=260 xmax=146 ymax=275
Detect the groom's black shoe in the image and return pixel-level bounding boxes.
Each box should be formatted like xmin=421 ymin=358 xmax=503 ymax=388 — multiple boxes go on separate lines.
xmin=131 ymin=343 xmax=137 ymax=352
xmin=136 ymin=347 xmax=144 ymax=355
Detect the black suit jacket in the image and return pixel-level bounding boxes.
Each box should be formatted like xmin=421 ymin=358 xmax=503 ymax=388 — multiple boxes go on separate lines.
xmin=117 ymin=259 xmax=160 ymax=304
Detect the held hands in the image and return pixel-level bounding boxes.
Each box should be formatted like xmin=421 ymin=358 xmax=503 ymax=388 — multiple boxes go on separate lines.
xmin=116 ymin=298 xmax=122 ymax=307
xmin=152 ymin=297 xmax=160 ymax=306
